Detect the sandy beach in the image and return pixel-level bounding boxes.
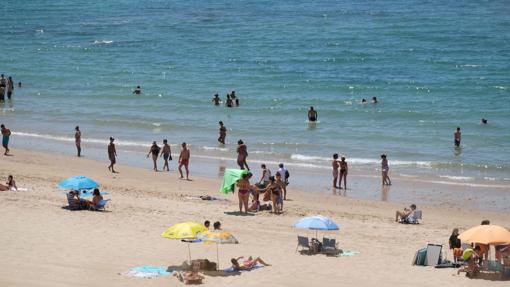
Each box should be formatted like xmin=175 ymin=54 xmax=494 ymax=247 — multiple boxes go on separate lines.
xmin=0 ymin=148 xmax=508 ymax=287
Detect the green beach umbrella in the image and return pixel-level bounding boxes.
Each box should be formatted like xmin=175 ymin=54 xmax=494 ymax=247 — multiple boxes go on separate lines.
xmin=219 ymin=169 xmax=248 ymax=194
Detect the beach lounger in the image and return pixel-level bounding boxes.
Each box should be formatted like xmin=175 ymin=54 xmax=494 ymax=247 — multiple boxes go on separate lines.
xmin=322 ymin=237 xmax=342 ymax=256
xmin=296 ymin=236 xmax=312 ymax=254
xmin=89 ymin=199 xmax=111 ymax=211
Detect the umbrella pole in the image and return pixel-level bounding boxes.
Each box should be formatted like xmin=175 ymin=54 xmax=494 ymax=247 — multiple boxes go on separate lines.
xmin=188 ymin=243 xmax=191 ymax=264
xmin=216 ymin=244 xmax=219 ymax=271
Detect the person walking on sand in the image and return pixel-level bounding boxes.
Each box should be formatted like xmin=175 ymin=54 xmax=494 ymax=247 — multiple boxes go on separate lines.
xmin=308 ymin=106 xmax=318 ymax=122
xmin=237 ymin=140 xmax=249 ymax=170
xmin=218 ymin=121 xmax=226 ymax=145
xmin=339 ymin=156 xmax=348 ymax=190
xmin=147 ymin=141 xmax=161 ymax=171
xmin=1 ymin=124 xmax=11 ymax=155
xmin=332 ymin=154 xmax=339 ymax=188
xmin=454 ymin=127 xmax=461 ymax=147
xmin=160 ymin=139 xmax=171 ymax=171
xmin=107 ymin=137 xmax=117 ymax=173
xmin=381 ymin=154 xmax=391 ymax=186
xmin=178 ymin=142 xmax=190 ymax=180
xmin=74 ymin=126 xmax=81 ymax=157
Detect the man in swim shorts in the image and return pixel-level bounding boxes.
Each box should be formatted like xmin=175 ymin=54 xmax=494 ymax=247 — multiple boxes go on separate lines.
xmin=454 ymin=127 xmax=461 ymax=147
xmin=308 ymin=106 xmax=317 ymax=122
xmin=75 ymin=126 xmax=81 ymax=157
xmin=147 ymin=141 xmax=161 ymax=171
xmin=218 ymin=121 xmax=227 ymax=144
xmin=1 ymin=124 xmax=11 ymax=155
xmin=160 ymin=139 xmax=171 ymax=171
xmin=178 ymin=142 xmax=190 ymax=180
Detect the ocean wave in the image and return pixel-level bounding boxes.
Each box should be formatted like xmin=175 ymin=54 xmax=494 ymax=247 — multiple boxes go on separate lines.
xmin=439 ymin=175 xmax=474 ymax=181
xmin=92 ymin=40 xmax=114 ymax=45
xmin=290 ymin=154 xmax=431 ymax=167
xmin=12 ymin=132 xmax=148 ymax=147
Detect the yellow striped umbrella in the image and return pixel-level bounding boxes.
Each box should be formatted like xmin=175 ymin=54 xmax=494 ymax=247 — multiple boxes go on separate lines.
xmin=161 ymin=222 xmax=208 ymax=263
xmin=197 ymin=231 xmax=239 ymax=269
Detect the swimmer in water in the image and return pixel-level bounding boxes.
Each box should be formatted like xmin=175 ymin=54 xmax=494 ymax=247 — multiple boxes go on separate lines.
xmin=481 ymin=118 xmax=488 ymax=124
xmin=212 ymin=94 xmax=220 ymax=105
xmin=362 ymin=98 xmax=367 ymax=103
xmin=218 ymin=121 xmax=226 ymax=145
xmin=308 ymin=106 xmax=317 ymax=122
xmin=372 ymin=97 xmax=378 ymax=104
xmin=133 ymin=86 xmax=141 ymax=95
xmin=454 ymin=127 xmax=461 ymax=147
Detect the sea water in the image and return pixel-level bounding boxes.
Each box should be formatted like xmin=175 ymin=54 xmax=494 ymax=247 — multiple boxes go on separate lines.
xmin=1 ymin=0 xmax=509 ymax=191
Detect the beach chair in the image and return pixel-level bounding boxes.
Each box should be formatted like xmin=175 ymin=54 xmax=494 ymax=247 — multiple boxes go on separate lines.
xmin=89 ymin=199 xmax=111 ymax=211
xmin=183 ymin=261 xmax=204 ymax=285
xmin=66 ymin=192 xmax=82 ymax=210
xmin=322 ymin=237 xmax=342 ymax=256
xmin=296 ymin=236 xmax=312 ymax=254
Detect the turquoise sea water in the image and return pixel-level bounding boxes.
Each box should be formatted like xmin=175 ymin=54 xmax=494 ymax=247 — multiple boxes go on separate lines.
xmin=1 ymin=0 xmax=509 ymax=185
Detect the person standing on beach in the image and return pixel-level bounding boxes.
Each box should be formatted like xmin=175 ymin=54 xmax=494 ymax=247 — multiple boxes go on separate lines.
xmin=107 ymin=137 xmax=117 ymax=173
xmin=381 ymin=154 xmax=391 ymax=186
xmin=339 ymin=156 xmax=348 ymax=190
xmin=1 ymin=124 xmax=11 ymax=155
xmin=332 ymin=154 xmax=339 ymax=188
xmin=147 ymin=141 xmax=161 ymax=171
xmin=160 ymin=139 xmax=171 ymax=171
xmin=236 ymin=173 xmax=251 ymax=214
xmin=257 ymin=164 xmax=271 ymax=188
xmin=236 ymin=140 xmax=249 ymax=170
xmin=74 ymin=126 xmax=81 ymax=157
xmin=308 ymin=106 xmax=317 ymax=122
xmin=0 ymin=75 xmax=6 ymax=102
xmin=218 ymin=121 xmax=227 ymax=145
xmin=178 ymin=142 xmax=190 ymax=180
xmin=7 ymin=77 xmax=14 ymax=100
xmin=454 ymin=127 xmax=461 ymax=147
xmin=277 ymin=163 xmax=289 ymax=200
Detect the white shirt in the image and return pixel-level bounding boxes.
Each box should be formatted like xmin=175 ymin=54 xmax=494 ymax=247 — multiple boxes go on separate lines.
xmin=277 ymin=167 xmax=288 ymax=182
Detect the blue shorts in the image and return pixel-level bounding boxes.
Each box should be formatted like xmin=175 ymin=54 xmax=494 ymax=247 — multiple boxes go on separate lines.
xmin=2 ymin=136 xmax=9 ymax=146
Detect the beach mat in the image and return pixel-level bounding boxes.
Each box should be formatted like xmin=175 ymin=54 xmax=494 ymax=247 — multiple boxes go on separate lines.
xmin=340 ymin=250 xmax=360 ymax=257
xmin=223 ymin=265 xmax=264 ymax=273
xmin=120 ymin=265 xmax=171 ymax=279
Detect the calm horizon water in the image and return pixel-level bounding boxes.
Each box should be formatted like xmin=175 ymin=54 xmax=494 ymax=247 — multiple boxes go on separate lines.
xmin=1 ymin=0 xmax=510 ymax=186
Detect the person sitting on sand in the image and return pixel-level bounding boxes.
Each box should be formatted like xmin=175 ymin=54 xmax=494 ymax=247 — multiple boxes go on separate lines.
xmin=395 ymin=204 xmax=416 ymax=222
xmin=230 ymin=256 xmax=270 ymax=271
xmin=0 ymin=175 xmax=17 ymax=191
xmin=458 ymin=245 xmax=482 ymax=277
xmin=91 ymin=188 xmax=103 ymax=207
xmin=236 ymin=173 xmax=251 ymax=214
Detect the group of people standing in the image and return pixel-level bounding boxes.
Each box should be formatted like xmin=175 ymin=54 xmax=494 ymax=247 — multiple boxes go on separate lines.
xmin=0 ymin=74 xmax=16 ymax=102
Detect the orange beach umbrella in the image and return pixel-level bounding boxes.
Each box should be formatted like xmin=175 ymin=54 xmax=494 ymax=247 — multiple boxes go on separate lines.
xmin=458 ymin=225 xmax=510 ymax=245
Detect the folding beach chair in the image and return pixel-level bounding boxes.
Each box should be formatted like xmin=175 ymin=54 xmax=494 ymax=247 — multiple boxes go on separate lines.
xmin=322 ymin=237 xmax=342 ymax=256
xmin=425 ymin=244 xmax=442 ymax=266
xmin=401 ymin=210 xmax=422 ymax=224
xmin=90 ymin=199 xmax=111 ymax=211
xmin=66 ymin=192 xmax=82 ymax=210
xmin=296 ymin=236 xmax=312 ymax=254
xmin=183 ymin=261 xmax=204 ymax=285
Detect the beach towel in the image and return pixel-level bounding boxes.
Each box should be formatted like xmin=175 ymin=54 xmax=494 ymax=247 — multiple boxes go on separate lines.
xmin=219 ymin=169 xmax=248 ymax=194
xmin=223 ymin=265 xmax=264 ymax=273
xmin=120 ymin=265 xmax=171 ymax=279
xmin=340 ymin=250 xmax=360 ymax=257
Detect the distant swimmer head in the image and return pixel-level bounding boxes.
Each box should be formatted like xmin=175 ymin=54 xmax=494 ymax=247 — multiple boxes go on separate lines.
xmin=279 ymin=163 xmax=284 ymax=168
xmin=341 ymin=156 xmax=346 ymax=161
xmin=163 ymin=139 xmax=168 ymax=144
xmin=481 ymin=118 xmax=488 ymax=124
xmin=137 ymin=86 xmax=140 ymax=89
xmin=109 ymin=137 xmax=114 ymax=142
xmin=362 ymin=98 xmax=367 ymax=103
xmin=372 ymin=97 xmax=378 ymax=103
xmin=457 ymin=127 xmax=461 ymax=131
xmin=182 ymin=142 xmax=187 ymax=147
xmin=152 ymin=141 xmax=157 ymax=145
xmin=410 ymin=204 xmax=417 ymax=210
xmin=214 ymin=93 xmax=219 ymax=97
xmin=333 ymin=153 xmax=338 ymax=159
xmin=381 ymin=154 xmax=386 ymax=159
xmin=310 ymin=106 xmax=314 ymax=110
xmin=238 ymin=139 xmax=244 ymax=145
xmin=75 ymin=126 xmax=79 ymax=131
xmin=219 ymin=121 xmax=223 ymax=125
xmin=261 ymin=163 xmax=266 ymax=169
xmin=481 ymin=219 xmax=490 ymax=225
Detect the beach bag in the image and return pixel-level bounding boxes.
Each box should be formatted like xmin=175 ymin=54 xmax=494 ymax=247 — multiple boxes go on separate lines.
xmin=413 ymin=248 xmax=427 ymax=266
xmin=285 ymin=170 xmax=290 ymax=179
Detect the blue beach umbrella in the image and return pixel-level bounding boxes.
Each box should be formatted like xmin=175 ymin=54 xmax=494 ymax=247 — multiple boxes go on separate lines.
xmin=57 ymin=176 xmax=99 ymax=190
xmin=293 ymin=215 xmax=339 ymax=238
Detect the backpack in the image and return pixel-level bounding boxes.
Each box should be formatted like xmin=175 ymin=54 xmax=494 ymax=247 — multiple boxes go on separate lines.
xmin=285 ymin=170 xmax=290 ymax=179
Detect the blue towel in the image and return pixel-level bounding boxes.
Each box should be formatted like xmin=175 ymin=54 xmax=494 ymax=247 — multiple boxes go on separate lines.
xmin=341 ymin=250 xmax=360 ymax=257
xmin=131 ymin=265 xmax=171 ymax=276
xmin=223 ymin=265 xmax=264 ymax=273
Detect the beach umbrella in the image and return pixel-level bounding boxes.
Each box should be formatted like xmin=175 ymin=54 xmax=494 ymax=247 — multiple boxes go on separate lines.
xmin=161 ymin=222 xmax=208 ymax=263
xmin=219 ymin=169 xmax=249 ymax=194
xmin=197 ymin=230 xmax=239 ymax=269
xmin=458 ymin=225 xmax=510 ymax=245
xmin=57 ymin=176 xmax=99 ymax=190
xmin=293 ymin=215 xmax=339 ymax=238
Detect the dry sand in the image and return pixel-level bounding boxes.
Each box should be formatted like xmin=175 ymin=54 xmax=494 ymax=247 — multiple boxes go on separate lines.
xmin=0 ymin=148 xmax=508 ymax=286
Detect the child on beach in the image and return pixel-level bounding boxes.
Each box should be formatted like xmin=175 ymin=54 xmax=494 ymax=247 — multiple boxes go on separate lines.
xmin=160 ymin=139 xmax=171 ymax=171
xmin=178 ymin=142 xmax=190 ymax=180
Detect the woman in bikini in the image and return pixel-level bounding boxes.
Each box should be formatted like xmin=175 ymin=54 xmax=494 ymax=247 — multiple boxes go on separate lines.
xmin=236 ymin=173 xmax=251 ymax=214
xmin=339 ymin=156 xmax=348 ymax=190
xmin=332 ymin=154 xmax=339 ymax=188
xmin=230 ymin=256 xmax=271 ymax=271
xmin=236 ymin=140 xmax=249 ymax=170
xmin=0 ymin=175 xmax=17 ymax=191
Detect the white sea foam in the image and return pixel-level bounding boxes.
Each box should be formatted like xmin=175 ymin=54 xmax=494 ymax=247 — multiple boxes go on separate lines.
xmin=439 ymin=175 xmax=474 ymax=181
xmin=92 ymin=40 xmax=114 ymax=45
